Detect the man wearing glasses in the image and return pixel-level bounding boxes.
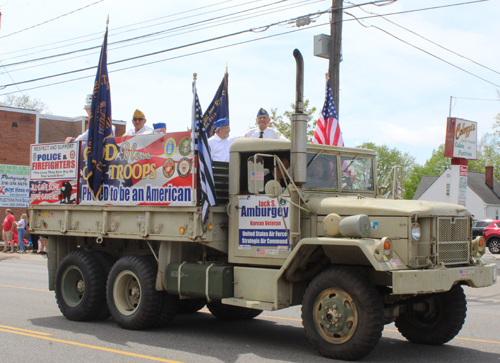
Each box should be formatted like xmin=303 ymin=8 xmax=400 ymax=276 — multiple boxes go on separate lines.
xmin=122 ymin=109 xmax=154 ymax=137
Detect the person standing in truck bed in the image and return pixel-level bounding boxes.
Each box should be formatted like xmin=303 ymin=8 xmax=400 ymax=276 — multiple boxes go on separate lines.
xmin=208 ymin=117 xmax=242 ymax=162
xmin=245 ymin=108 xmax=286 ymax=139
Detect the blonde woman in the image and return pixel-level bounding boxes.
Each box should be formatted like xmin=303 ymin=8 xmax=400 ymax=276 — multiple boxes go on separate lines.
xmin=16 ymin=214 xmax=28 ymax=254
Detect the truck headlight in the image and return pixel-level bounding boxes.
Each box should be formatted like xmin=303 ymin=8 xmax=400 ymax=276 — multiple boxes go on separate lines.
xmin=411 ymin=223 xmax=421 ymax=242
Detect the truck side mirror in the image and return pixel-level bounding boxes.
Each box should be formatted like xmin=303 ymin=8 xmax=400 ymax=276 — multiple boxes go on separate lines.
xmin=247 ymin=156 xmax=264 ymax=194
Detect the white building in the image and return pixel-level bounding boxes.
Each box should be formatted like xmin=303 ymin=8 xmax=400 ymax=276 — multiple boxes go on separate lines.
xmin=414 ymin=165 xmax=500 ymax=220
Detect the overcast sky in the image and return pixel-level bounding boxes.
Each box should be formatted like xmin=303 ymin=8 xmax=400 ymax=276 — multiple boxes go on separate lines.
xmin=0 ymin=0 xmax=498 ymax=164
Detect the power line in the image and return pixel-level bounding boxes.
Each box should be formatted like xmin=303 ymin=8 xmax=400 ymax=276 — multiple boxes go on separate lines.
xmin=0 ymin=0 xmax=258 ymax=60
xmin=0 ymin=22 xmax=329 ymax=96
xmin=1 ymin=0 xmax=494 ymax=91
xmin=0 ymin=0 xmax=324 ymax=76
xmin=0 ymin=0 xmax=323 ymax=75
xmin=345 ymin=12 xmax=500 ymax=88
xmin=0 ymin=0 xmax=104 ymax=39
xmin=0 ymin=0 xmax=291 ymax=67
xmin=345 ymin=0 xmax=500 ymax=76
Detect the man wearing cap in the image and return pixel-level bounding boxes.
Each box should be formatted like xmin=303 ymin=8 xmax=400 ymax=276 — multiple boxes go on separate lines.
xmin=153 ymin=123 xmax=167 ymax=134
xmin=208 ymin=117 xmax=242 ymax=162
xmin=245 ymin=108 xmax=286 ymax=139
xmin=123 ymin=109 xmax=154 ymax=137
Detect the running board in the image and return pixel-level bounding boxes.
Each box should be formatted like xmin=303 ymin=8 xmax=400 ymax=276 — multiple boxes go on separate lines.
xmin=221 ymin=298 xmax=275 ymax=311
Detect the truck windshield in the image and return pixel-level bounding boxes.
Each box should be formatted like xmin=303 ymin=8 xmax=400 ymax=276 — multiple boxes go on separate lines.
xmin=304 ymin=153 xmax=338 ymax=190
xmin=341 ymin=156 xmax=374 ymax=191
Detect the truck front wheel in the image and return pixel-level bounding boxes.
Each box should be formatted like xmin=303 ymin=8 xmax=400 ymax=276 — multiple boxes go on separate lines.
xmin=107 ymin=255 xmax=163 ymax=330
xmin=301 ymin=267 xmax=384 ymax=361
xmin=55 ymin=250 xmax=107 ymax=321
xmin=395 ymin=284 xmax=467 ymax=345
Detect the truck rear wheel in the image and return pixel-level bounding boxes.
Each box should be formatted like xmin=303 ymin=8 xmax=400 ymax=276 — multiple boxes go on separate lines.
xmin=55 ymin=250 xmax=107 ymax=321
xmin=207 ymin=302 xmax=259 ymax=321
xmin=301 ymin=267 xmax=384 ymax=361
xmin=92 ymin=251 xmax=116 ymax=320
xmin=107 ymin=255 xmax=162 ymax=330
xmin=154 ymin=292 xmax=180 ymax=328
xmin=395 ymin=284 xmax=467 ymax=345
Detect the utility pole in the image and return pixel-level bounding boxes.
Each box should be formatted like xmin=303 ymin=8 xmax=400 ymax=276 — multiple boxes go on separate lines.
xmin=329 ymin=0 xmax=343 ymax=116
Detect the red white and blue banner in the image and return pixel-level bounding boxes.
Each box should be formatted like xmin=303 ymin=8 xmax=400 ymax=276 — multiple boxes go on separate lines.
xmin=79 ymin=132 xmax=197 ymax=206
xmin=238 ymin=195 xmax=290 ymax=253
xmin=29 ymin=142 xmax=79 ymax=205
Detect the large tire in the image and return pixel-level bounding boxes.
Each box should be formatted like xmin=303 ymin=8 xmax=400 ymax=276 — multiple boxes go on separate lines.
xmin=488 ymin=239 xmax=500 ymax=254
xmin=55 ymin=250 xmax=107 ymax=321
xmin=178 ymin=299 xmax=207 ymax=314
xmin=301 ymin=267 xmax=384 ymax=361
xmin=395 ymin=284 xmax=467 ymax=345
xmin=92 ymin=251 xmax=116 ymax=320
xmin=107 ymin=255 xmax=163 ymax=330
xmin=207 ymin=302 xmax=256 ymax=321
xmin=154 ymin=292 xmax=180 ymax=328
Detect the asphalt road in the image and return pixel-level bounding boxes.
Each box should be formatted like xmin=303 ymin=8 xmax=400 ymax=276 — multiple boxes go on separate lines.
xmin=0 ymin=252 xmax=499 ymax=363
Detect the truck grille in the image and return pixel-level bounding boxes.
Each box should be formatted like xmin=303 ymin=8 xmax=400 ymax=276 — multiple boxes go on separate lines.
xmin=437 ymin=217 xmax=469 ymax=265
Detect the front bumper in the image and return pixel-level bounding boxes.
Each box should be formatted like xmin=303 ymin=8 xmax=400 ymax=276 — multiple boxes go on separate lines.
xmin=392 ymin=263 xmax=497 ymax=295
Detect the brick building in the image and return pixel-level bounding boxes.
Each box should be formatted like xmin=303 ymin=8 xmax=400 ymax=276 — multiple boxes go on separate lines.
xmin=0 ymin=105 xmax=127 ymax=228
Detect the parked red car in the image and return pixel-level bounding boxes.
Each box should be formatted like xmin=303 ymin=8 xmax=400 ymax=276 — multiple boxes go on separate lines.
xmin=482 ymin=220 xmax=500 ymax=254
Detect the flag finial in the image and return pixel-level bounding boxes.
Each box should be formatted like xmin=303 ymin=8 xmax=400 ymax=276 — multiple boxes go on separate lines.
xmin=325 ymin=72 xmax=329 ymax=79
xmin=106 ymin=15 xmax=109 ymax=28
xmin=193 ymin=73 xmax=197 ymax=81
xmin=226 ymin=63 xmax=228 ymax=74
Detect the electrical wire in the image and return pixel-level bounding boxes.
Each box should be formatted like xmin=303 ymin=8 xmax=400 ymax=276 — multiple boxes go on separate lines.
xmin=0 ymin=0 xmax=290 ymax=66
xmin=0 ymin=22 xmax=329 ymax=96
xmin=345 ymin=12 xmax=500 ymax=88
xmin=0 ymin=0 xmax=494 ymax=91
xmin=0 ymin=0 xmax=104 ymax=40
xmin=0 ymin=0 xmax=257 ymax=59
xmin=345 ymin=0 xmax=500 ymax=76
xmin=0 ymin=0 xmax=324 ymax=76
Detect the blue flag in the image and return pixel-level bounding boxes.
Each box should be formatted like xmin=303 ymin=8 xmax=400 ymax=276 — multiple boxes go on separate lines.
xmin=86 ymin=27 xmax=113 ymax=200
xmin=203 ymin=72 xmax=229 ymax=138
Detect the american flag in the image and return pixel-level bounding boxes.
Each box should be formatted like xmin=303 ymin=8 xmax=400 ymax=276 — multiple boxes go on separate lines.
xmin=193 ymin=81 xmax=216 ymax=224
xmin=312 ymin=78 xmax=344 ymax=146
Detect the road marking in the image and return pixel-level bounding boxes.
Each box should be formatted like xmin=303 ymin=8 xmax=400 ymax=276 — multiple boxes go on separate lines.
xmin=0 ymin=328 xmax=184 ymax=363
xmin=384 ymin=329 xmax=500 ymax=344
xmin=0 ymin=325 xmax=51 ymax=336
xmin=0 ymin=284 xmax=50 ymax=292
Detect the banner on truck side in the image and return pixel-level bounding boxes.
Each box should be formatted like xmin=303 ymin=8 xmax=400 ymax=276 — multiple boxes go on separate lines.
xmin=0 ymin=164 xmax=30 ymax=208
xmin=79 ymin=132 xmax=197 ymax=206
xmin=238 ymin=195 xmax=290 ymax=252
xmin=29 ymin=142 xmax=79 ymax=205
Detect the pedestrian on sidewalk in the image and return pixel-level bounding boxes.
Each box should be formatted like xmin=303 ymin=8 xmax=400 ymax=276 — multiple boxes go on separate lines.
xmin=2 ymin=209 xmax=15 ymax=252
xmin=15 ymin=214 xmax=28 ymax=254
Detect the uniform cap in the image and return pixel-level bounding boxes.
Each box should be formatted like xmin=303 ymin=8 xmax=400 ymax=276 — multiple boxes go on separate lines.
xmin=257 ymin=108 xmax=269 ymax=117
xmin=133 ymin=109 xmax=146 ymax=119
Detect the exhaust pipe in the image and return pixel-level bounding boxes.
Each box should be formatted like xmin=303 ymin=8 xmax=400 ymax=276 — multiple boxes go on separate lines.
xmin=289 ymin=49 xmax=307 ymax=246
xmin=291 ymin=49 xmax=307 ymax=186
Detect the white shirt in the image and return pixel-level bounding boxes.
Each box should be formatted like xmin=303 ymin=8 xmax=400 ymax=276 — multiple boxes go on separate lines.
xmin=124 ymin=125 xmax=154 ymax=136
xmin=245 ymin=127 xmax=286 ymax=140
xmin=75 ymin=125 xmax=116 ymax=141
xmin=16 ymin=219 xmax=25 ymax=229
xmin=208 ymin=134 xmax=242 ymax=162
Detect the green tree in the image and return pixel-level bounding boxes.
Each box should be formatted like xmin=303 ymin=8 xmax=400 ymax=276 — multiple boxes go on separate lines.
xmin=404 ymin=144 xmax=451 ymax=199
xmin=357 ymin=142 xmax=416 ymax=196
xmin=265 ymin=100 xmax=318 ymax=141
xmin=0 ymin=94 xmax=50 ymax=113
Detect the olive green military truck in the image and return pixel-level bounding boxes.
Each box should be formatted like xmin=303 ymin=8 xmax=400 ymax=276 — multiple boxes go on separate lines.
xmin=29 ymin=50 xmax=496 ymax=361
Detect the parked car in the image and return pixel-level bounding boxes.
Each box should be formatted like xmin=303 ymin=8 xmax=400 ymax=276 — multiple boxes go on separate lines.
xmin=472 ymin=219 xmax=494 ymax=239
xmin=481 ymin=220 xmax=500 ymax=254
